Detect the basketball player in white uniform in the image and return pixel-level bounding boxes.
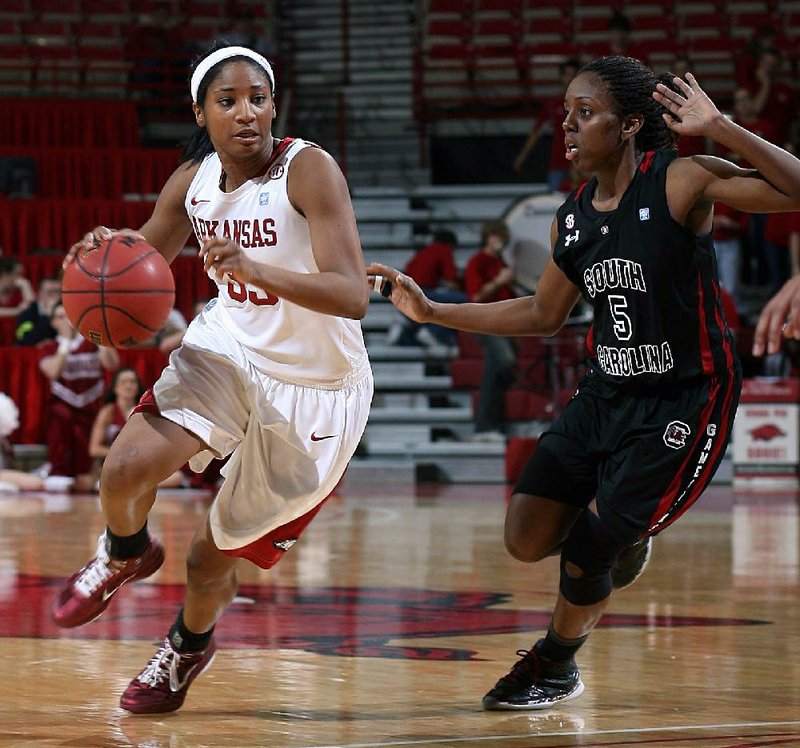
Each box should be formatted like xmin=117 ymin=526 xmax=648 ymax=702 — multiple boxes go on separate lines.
xmin=51 ymin=44 xmax=373 ymax=714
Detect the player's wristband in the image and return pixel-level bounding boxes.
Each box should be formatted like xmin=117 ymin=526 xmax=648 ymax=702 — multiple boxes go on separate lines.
xmin=57 ymin=338 xmax=71 ymax=356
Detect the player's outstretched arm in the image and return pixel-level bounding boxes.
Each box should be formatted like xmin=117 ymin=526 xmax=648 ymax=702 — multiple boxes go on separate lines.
xmin=753 ymin=275 xmax=800 ymax=356
xmin=368 ymin=222 xmax=581 ymax=338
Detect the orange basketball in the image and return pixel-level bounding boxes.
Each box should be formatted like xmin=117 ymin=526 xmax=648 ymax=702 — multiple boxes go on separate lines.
xmin=61 ymin=234 xmax=175 ymax=348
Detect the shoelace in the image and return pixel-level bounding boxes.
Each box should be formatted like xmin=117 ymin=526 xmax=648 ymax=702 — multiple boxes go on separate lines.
xmin=137 ymin=640 xmax=199 ymax=692
xmin=74 ymin=557 xmax=115 ymax=596
xmin=137 ymin=641 xmax=176 ymax=688
xmin=497 ymin=649 xmax=541 ymax=687
xmin=74 ymin=535 xmax=116 ymax=597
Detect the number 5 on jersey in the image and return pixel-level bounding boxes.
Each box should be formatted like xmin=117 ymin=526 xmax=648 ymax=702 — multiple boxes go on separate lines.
xmin=607 ymin=295 xmax=632 ymax=340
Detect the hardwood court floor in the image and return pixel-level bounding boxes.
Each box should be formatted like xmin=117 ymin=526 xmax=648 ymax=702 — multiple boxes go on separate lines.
xmin=0 ymin=481 xmax=798 ymax=747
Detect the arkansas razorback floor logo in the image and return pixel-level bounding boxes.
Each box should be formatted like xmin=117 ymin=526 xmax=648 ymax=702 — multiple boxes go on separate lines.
xmin=6 ymin=578 xmax=766 ymax=660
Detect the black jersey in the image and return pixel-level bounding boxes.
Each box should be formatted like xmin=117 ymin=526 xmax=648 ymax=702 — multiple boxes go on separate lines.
xmin=554 ymin=149 xmax=738 ymax=386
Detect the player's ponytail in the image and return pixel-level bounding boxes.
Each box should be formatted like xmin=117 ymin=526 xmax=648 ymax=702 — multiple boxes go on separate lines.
xmin=580 ymin=56 xmax=678 ymax=152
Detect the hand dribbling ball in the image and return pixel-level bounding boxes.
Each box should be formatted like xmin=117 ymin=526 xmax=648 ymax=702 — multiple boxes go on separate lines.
xmin=61 ymin=234 xmax=175 ymax=348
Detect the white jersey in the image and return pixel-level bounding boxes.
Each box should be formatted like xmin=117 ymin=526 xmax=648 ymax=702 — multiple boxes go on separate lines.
xmin=183 ymin=138 xmax=368 ymax=385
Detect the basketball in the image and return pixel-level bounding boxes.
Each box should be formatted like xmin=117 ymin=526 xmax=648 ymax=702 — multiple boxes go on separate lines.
xmin=61 ymin=234 xmax=175 ymax=348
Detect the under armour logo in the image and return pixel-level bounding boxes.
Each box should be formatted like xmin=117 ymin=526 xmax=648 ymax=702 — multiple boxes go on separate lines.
xmin=564 ymin=231 xmax=580 ymax=246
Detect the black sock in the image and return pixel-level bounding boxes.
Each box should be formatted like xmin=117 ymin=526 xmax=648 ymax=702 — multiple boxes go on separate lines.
xmin=534 ymin=625 xmax=588 ymax=662
xmin=168 ymin=608 xmax=215 ymax=653
xmin=105 ymin=523 xmax=149 ymax=560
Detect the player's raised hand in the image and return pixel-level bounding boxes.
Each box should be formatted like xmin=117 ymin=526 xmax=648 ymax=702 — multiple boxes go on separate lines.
xmin=63 ymin=227 xmax=145 ymax=269
xmin=653 ymin=73 xmax=721 ymax=138
xmin=753 ymin=275 xmax=800 ymax=356
xmin=366 ymin=263 xmax=435 ymax=323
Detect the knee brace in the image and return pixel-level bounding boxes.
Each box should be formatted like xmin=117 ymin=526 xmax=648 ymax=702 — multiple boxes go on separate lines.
xmin=559 ymin=510 xmax=624 ymax=606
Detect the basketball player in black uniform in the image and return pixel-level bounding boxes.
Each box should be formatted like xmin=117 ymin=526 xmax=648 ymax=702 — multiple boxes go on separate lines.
xmin=368 ymin=56 xmax=800 ymax=710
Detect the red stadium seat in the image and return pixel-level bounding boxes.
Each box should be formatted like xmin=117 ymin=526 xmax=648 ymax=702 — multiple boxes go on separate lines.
xmin=428 ymin=0 xmax=473 ymax=18
xmin=83 ymin=0 xmax=129 ymax=23
xmin=427 ymin=18 xmax=472 ymax=44
xmin=21 ymin=20 xmax=71 ymax=46
xmin=0 ymin=44 xmax=34 ymax=94
xmin=30 ymin=45 xmax=82 ymax=95
xmin=185 ymin=0 xmax=227 ymax=28
xmin=522 ymin=16 xmax=572 ymax=44
xmin=0 ymin=0 xmax=29 ymax=21
xmin=474 ymin=0 xmax=522 ymax=18
xmin=75 ymin=22 xmax=123 ymax=48
xmin=0 ymin=20 xmax=20 ymax=44
xmin=32 ymin=0 xmax=82 ymax=22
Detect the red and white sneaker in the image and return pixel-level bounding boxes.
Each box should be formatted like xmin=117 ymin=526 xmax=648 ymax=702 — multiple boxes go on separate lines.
xmin=51 ymin=533 xmax=164 ymax=628
xmin=120 ymin=637 xmax=217 ymax=714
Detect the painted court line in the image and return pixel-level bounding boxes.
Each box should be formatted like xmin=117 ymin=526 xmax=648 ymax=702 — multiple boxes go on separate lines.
xmin=312 ymin=721 xmax=800 ymax=748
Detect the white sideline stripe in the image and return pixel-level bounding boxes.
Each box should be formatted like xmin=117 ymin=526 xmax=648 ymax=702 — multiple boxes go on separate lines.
xmin=310 ymin=720 xmax=800 ymax=748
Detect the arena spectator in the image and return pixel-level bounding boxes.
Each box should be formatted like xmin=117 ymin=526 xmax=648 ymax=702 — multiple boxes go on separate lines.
xmin=386 ymin=229 xmax=466 ymax=351
xmin=463 ymin=220 xmax=517 ymax=441
xmin=513 ymin=58 xmax=580 ymax=191
xmin=16 ymin=276 xmax=61 ymax=345
xmin=38 ymin=301 xmax=119 ymax=491
xmin=88 ymin=367 xmax=184 ymax=489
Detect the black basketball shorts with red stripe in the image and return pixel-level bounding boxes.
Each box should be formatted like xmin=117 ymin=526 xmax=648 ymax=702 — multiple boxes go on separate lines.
xmin=514 ymin=366 xmax=742 ymax=545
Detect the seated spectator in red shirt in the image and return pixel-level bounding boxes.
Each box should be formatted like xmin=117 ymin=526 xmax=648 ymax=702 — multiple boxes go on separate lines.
xmin=386 ymin=229 xmax=467 ymax=351
xmin=37 ymin=301 xmax=120 ymax=491
xmin=463 ymin=220 xmax=517 ymax=442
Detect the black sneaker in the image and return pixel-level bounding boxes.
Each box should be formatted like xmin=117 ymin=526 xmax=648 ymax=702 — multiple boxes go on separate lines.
xmin=611 ymin=537 xmax=653 ymax=590
xmin=482 ymin=648 xmax=584 ymax=711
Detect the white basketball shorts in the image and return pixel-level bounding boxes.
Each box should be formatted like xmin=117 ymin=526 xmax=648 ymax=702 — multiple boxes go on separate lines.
xmin=151 ymin=335 xmax=373 ymax=551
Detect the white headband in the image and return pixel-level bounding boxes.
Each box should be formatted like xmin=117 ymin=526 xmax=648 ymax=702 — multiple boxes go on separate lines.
xmin=190 ymin=46 xmax=275 ymax=103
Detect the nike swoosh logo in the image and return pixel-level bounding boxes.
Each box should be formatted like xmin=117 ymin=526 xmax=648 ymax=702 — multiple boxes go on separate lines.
xmin=310 ymin=432 xmax=338 ymax=442
xmin=171 ymin=661 xmax=201 ymax=692
xmin=190 ymin=196 xmax=210 ymax=205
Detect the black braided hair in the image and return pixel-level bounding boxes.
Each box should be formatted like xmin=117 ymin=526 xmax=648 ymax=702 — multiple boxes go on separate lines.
xmin=180 ymin=39 xmax=275 ymax=165
xmin=580 ymin=56 xmax=680 ymax=152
